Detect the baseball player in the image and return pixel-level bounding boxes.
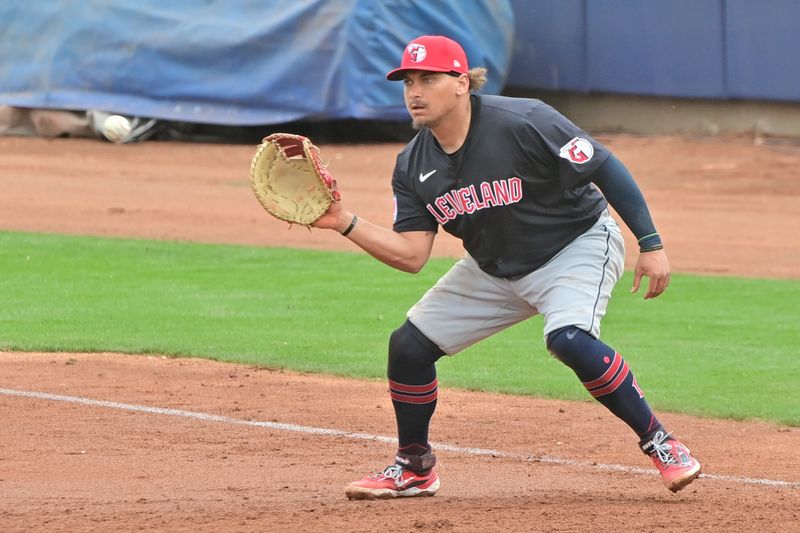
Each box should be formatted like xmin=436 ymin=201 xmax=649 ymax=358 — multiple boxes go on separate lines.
xmin=312 ymin=35 xmax=701 ymax=499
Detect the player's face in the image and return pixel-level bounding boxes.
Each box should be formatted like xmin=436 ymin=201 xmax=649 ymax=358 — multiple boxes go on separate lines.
xmin=403 ymin=71 xmax=465 ymax=130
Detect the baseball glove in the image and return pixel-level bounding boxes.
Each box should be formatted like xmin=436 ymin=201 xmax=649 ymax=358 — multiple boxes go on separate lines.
xmin=249 ymin=133 xmax=340 ymax=225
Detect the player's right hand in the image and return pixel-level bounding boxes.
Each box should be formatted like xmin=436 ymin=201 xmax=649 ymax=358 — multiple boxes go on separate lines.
xmin=311 ymin=201 xmax=352 ymax=233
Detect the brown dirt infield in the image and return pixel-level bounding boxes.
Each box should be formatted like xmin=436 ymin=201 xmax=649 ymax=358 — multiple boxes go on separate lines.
xmin=1 ymin=135 xmax=799 ymax=532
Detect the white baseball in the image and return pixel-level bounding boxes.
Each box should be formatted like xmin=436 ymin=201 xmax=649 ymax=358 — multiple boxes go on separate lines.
xmin=101 ymin=115 xmax=132 ymax=143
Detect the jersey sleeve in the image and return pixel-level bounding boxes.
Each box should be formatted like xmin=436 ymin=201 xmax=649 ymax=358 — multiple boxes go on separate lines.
xmin=391 ymin=164 xmax=439 ymax=233
xmin=525 ymin=103 xmax=611 ymax=189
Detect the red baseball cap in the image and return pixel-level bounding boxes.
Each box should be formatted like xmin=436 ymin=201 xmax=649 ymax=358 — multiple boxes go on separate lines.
xmin=386 ymin=35 xmax=469 ymax=81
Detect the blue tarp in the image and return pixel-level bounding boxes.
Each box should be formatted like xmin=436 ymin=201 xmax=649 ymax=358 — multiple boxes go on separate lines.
xmin=0 ymin=1 xmax=514 ymax=125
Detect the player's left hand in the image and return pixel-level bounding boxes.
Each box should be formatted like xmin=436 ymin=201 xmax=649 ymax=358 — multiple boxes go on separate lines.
xmin=631 ymin=248 xmax=670 ymax=299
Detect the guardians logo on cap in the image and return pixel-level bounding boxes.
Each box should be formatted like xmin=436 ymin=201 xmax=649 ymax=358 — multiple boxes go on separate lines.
xmin=387 ymin=35 xmax=469 ymax=80
xmin=407 ymin=43 xmax=427 ymax=62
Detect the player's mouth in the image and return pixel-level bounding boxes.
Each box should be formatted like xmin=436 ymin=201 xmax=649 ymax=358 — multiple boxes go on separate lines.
xmin=408 ymin=101 xmax=427 ymax=113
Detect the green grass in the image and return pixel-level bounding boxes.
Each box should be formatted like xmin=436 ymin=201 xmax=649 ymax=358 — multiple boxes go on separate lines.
xmin=1 ymin=231 xmax=798 ymax=426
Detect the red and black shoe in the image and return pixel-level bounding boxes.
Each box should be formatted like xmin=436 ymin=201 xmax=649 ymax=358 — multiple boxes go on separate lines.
xmin=640 ymin=430 xmax=702 ymax=493
xmin=345 ymin=450 xmax=440 ymax=500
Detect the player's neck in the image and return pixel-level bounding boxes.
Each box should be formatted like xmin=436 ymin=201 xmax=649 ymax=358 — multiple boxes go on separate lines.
xmin=431 ymin=98 xmax=472 ymax=154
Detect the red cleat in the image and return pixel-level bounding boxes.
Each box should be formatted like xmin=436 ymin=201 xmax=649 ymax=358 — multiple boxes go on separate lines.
xmin=641 ymin=430 xmax=702 ymax=493
xmin=346 ymin=450 xmax=440 ymax=500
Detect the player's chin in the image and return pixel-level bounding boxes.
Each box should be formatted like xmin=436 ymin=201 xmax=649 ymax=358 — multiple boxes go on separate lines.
xmin=410 ymin=116 xmax=438 ymax=131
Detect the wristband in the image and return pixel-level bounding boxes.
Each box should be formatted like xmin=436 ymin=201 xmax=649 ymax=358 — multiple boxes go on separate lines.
xmin=637 ymin=232 xmax=662 ymax=252
xmin=341 ymin=215 xmax=358 ymax=237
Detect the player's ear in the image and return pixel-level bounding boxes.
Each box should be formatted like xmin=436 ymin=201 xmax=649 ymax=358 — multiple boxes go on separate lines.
xmin=455 ymin=73 xmax=470 ymax=95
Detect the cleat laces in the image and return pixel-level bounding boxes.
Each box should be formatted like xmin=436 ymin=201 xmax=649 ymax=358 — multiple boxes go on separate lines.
xmin=372 ymin=464 xmax=404 ymax=482
xmin=650 ymin=430 xmax=677 ymax=466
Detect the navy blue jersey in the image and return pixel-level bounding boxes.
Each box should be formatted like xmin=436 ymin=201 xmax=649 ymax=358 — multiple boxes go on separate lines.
xmin=392 ymin=94 xmax=610 ymax=278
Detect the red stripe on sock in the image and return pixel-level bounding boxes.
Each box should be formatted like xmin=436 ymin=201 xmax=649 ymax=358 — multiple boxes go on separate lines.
xmin=582 ymin=353 xmax=622 ymax=389
xmin=390 ymin=390 xmax=439 ymax=404
xmin=388 ymin=378 xmax=438 ymax=394
xmin=646 ymin=414 xmax=658 ymax=433
xmin=588 ymin=361 xmax=630 ymax=397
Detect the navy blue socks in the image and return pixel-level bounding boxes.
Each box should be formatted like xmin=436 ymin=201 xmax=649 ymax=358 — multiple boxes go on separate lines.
xmin=547 ymin=326 xmax=663 ymax=438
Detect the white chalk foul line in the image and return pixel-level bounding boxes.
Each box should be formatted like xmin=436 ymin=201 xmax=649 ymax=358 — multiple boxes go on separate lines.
xmin=2 ymin=387 xmax=798 ymax=489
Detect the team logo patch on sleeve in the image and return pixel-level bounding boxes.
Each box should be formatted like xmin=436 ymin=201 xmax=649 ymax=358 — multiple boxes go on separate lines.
xmin=559 ymin=137 xmax=594 ymax=164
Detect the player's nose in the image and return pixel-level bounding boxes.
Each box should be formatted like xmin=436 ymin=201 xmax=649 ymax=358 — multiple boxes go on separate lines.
xmin=404 ymin=83 xmax=422 ymax=98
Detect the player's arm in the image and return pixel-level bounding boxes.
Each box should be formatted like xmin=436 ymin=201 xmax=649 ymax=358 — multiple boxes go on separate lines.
xmin=591 ymin=154 xmax=670 ymax=299
xmin=312 ymin=201 xmax=435 ymax=273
